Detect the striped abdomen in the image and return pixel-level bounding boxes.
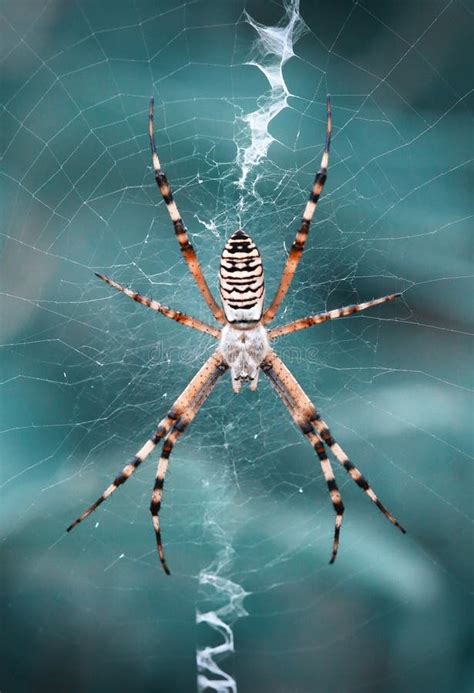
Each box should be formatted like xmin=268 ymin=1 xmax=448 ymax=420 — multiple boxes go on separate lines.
xmin=219 ymin=230 xmax=265 ymax=323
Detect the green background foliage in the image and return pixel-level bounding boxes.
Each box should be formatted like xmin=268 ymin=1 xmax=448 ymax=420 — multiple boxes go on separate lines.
xmin=1 ymin=1 xmax=472 ymax=691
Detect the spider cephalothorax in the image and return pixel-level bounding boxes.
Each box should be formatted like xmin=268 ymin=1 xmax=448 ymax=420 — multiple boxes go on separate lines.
xmin=68 ymin=96 xmax=405 ymax=575
xmin=219 ymin=322 xmax=269 ymax=393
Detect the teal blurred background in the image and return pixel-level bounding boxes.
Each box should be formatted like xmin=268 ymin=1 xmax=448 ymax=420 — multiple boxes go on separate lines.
xmin=1 ymin=1 xmax=473 ymax=691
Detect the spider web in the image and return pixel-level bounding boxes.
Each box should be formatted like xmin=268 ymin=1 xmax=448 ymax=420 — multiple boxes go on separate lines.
xmin=1 ymin=1 xmax=473 ymax=691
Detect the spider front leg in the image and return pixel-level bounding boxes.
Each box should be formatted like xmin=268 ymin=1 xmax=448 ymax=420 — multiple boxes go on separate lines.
xmin=66 ymin=413 xmax=178 ymax=532
xmin=149 ymin=356 xmax=228 ymax=574
xmin=67 ymin=352 xmax=228 ymax=572
xmin=261 ymin=354 xmax=344 ymax=561
xmin=310 ymin=414 xmax=405 ymax=533
xmin=261 ymin=351 xmax=405 ymax=562
xmin=268 ymin=353 xmax=405 ymax=533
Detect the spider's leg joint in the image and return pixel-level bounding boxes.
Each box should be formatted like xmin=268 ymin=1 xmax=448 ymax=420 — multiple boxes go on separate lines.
xmin=172 ymin=419 xmax=187 ymax=433
xmin=299 ymin=420 xmax=313 ymax=434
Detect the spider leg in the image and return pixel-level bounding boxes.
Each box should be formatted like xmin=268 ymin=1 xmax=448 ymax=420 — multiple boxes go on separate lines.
xmin=67 ymin=352 xmax=227 ymax=538
xmin=66 ymin=415 xmax=174 ymax=532
xmin=310 ymin=414 xmax=405 ymax=533
xmin=150 ymin=428 xmax=178 ymax=575
xmin=261 ymin=350 xmax=405 ymax=561
xmin=95 ymin=273 xmax=220 ymax=338
xmin=149 ymin=355 xmax=228 ymax=574
xmin=310 ymin=433 xmax=344 ymax=563
xmin=261 ymin=353 xmax=344 ymax=562
xmin=263 ymin=96 xmax=331 ymax=325
xmin=148 ymin=98 xmax=225 ymax=324
xmin=267 ymin=293 xmax=401 ymax=340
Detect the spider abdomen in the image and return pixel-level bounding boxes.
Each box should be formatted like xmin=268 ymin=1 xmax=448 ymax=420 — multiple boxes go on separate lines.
xmin=219 ymin=230 xmax=265 ymax=323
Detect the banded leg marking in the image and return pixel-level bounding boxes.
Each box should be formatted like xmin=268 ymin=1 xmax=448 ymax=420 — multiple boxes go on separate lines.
xmin=149 ymin=354 xmax=228 ymax=574
xmin=66 ymin=417 xmax=174 ymax=532
xmin=262 ymin=356 xmax=345 ymax=562
xmin=67 ymin=352 xmax=227 ymax=538
xmin=95 ymin=273 xmax=220 ymax=338
xmin=263 ymin=95 xmax=332 ymax=325
xmin=311 ymin=416 xmax=406 ymax=533
xmin=308 ymin=432 xmax=344 ymax=563
xmin=261 ymin=350 xmax=405 ymax=559
xmin=150 ymin=427 xmax=182 ymax=575
xmin=148 ymin=98 xmax=225 ymax=323
xmin=267 ymin=293 xmax=401 ymax=340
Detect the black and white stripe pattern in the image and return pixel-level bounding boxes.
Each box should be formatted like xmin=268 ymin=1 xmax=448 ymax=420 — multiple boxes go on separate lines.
xmin=148 ymin=98 xmax=225 ymax=323
xmin=261 ymin=351 xmax=405 ymax=563
xmin=95 ymin=272 xmax=220 ymax=338
xmin=67 ymin=352 xmax=228 ymax=575
xmin=267 ymin=293 xmax=401 ymax=339
xmin=149 ymin=356 xmax=228 ymax=574
xmin=262 ymin=95 xmax=331 ymax=325
xmin=219 ymin=230 xmax=265 ymax=323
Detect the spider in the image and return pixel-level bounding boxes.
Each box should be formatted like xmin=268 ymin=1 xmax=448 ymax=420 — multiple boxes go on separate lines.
xmin=68 ymin=95 xmax=405 ymax=574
